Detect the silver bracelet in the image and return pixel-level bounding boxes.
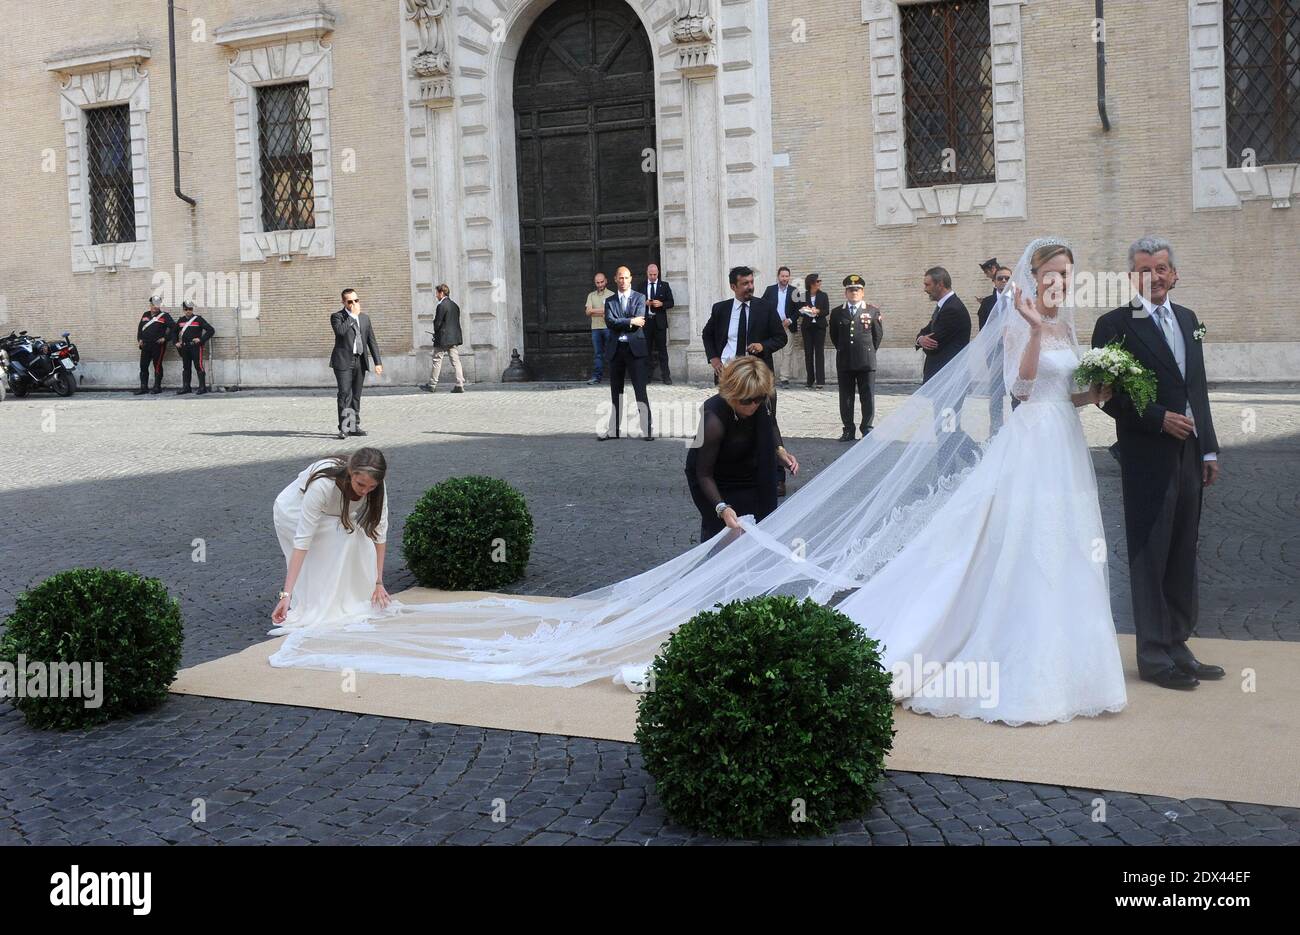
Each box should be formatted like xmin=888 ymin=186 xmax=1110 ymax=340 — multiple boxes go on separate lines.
xmin=714 ymin=501 xmax=729 ymax=517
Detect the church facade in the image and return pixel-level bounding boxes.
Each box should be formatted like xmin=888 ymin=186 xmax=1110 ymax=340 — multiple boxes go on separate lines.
xmin=0 ymin=0 xmax=1295 ymax=387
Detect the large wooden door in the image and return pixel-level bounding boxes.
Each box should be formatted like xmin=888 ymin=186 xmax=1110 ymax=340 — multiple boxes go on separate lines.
xmin=514 ymin=0 xmax=659 ymax=381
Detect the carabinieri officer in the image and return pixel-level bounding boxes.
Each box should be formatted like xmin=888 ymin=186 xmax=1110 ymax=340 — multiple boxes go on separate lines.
xmin=173 ymin=301 xmax=216 ymax=395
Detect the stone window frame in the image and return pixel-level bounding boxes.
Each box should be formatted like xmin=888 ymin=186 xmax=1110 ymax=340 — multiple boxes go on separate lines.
xmin=46 ymin=42 xmax=154 ymax=273
xmin=862 ymin=0 xmax=1027 ymax=227
xmin=214 ymin=11 xmax=337 ymax=262
xmin=1188 ymin=0 xmax=1298 ymax=211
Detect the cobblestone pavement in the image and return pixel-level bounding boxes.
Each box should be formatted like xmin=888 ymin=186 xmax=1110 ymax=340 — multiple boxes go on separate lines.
xmin=1 ymin=382 xmax=1297 ymax=845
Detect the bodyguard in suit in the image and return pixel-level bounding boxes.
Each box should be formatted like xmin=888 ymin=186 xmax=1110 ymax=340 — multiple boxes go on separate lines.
xmin=1092 ymin=236 xmax=1222 ymax=691
xmin=637 ymin=263 xmax=675 ymax=385
xmin=330 ymin=288 xmax=383 ymax=439
xmin=703 ymin=266 xmax=787 ymax=381
xmin=703 ymin=265 xmax=789 ymax=493
xmin=600 ymin=266 xmax=653 ymax=440
xmin=761 ymin=266 xmax=800 ymax=387
xmin=977 ymin=265 xmax=1014 ymax=431
xmin=914 ymin=266 xmax=971 ymax=384
xmin=828 ymin=275 xmax=883 ymax=441
xmin=793 ymin=272 xmax=831 ymax=388
xmin=423 ymin=283 xmax=465 ymax=393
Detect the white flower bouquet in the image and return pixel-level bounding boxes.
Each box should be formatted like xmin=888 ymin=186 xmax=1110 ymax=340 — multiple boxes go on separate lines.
xmin=1075 ymin=339 xmax=1157 ymax=413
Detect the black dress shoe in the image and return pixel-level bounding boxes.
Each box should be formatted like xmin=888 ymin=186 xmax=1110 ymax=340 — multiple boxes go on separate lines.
xmin=1176 ymin=659 xmax=1225 ymax=680
xmin=860 ymin=426 xmax=872 ymax=437
xmin=133 ymin=387 xmax=148 ymax=395
xmin=642 ymin=434 xmax=655 ymax=441
xmin=176 ymin=388 xmax=192 ymax=395
xmin=597 ymin=434 xmax=616 ymax=441
xmin=1140 ymin=668 xmax=1199 ymax=690
xmin=350 ymin=429 xmax=368 ymax=437
xmin=452 ymin=385 xmax=465 ymax=394
xmin=662 ymin=378 xmax=673 ymax=386
xmin=337 ymin=431 xmax=347 ymax=440
xmin=196 ymin=387 xmax=209 ymax=395
xmin=838 ymin=429 xmax=854 ymax=442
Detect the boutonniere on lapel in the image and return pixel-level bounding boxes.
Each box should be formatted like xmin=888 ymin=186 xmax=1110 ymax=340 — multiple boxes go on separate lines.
xmin=1192 ymin=323 xmax=1207 ymax=341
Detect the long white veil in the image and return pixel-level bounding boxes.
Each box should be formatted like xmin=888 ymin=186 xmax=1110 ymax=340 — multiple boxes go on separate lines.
xmin=270 ymin=238 xmax=1078 ymax=687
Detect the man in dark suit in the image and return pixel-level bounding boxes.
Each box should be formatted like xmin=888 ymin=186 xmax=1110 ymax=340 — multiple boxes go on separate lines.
xmin=703 ymin=266 xmax=787 ymax=380
xmin=600 ymin=266 xmax=652 ymax=440
xmin=703 ymin=265 xmax=788 ymax=492
xmin=421 ymin=283 xmax=465 ymax=393
xmin=914 ymin=266 xmax=971 ymax=384
xmin=1092 ymin=236 xmax=1221 ymax=691
xmin=828 ymin=275 xmax=883 ymax=441
xmin=330 ymin=288 xmax=383 ymax=439
xmin=637 ymin=263 xmax=675 ymax=385
xmin=977 ymin=265 xmax=1014 ymax=431
xmin=761 ymin=266 xmax=800 ymax=388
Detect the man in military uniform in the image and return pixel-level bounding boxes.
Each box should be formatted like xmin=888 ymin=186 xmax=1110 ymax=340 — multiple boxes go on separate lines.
xmin=828 ymin=274 xmax=883 ymax=441
xmin=173 ymin=301 xmax=216 ymax=395
xmin=136 ymin=294 xmax=175 ymax=395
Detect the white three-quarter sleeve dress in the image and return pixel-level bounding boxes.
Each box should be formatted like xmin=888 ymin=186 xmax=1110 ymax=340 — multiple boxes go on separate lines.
xmin=270 ymin=459 xmax=389 ymax=634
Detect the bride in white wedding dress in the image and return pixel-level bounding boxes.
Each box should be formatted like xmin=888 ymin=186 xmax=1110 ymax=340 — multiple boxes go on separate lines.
xmin=836 ymin=241 xmax=1127 ymax=724
xmin=268 ymin=238 xmax=1127 ymax=726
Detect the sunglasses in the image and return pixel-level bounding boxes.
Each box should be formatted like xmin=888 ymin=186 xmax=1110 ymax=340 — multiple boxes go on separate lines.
xmin=739 ymin=395 xmax=767 ymax=406
xmin=995 ymin=275 xmax=1011 ymax=282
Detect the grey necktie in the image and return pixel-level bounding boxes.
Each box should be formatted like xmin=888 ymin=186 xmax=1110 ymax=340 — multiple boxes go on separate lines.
xmin=1155 ymin=306 xmax=1184 ymax=376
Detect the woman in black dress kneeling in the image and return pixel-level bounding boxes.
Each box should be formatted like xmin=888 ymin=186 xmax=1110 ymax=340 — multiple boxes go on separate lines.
xmin=686 ymin=356 xmax=800 ymax=540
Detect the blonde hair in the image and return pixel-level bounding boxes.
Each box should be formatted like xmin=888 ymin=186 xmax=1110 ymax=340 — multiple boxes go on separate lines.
xmin=718 ymin=356 xmax=774 ymax=405
xmin=1030 ymin=243 xmax=1074 ymax=275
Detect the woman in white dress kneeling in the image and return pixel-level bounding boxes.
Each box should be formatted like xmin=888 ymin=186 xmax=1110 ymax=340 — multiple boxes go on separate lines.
xmin=271 ymin=448 xmax=391 ymax=633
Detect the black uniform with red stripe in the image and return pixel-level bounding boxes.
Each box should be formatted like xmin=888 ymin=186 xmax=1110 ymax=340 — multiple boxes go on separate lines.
xmin=174 ymin=313 xmax=216 ymax=390
xmin=137 ymin=309 xmax=176 ymax=390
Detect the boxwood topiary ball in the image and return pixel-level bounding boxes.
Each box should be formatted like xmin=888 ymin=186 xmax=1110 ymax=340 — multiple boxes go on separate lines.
xmin=0 ymin=568 xmax=183 ymax=731
xmin=635 ymin=595 xmax=895 ymax=839
xmin=402 ymin=476 xmax=534 ymax=590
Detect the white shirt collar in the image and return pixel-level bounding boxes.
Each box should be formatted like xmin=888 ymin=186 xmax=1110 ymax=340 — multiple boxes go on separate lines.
xmin=935 ymin=290 xmax=953 ymax=309
xmin=1135 ymin=292 xmax=1170 ymax=317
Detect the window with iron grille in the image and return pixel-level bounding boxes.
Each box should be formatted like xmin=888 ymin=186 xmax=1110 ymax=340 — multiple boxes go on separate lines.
xmin=1224 ymin=0 xmax=1300 ymax=166
xmin=900 ymin=1 xmax=996 ymax=188
xmin=85 ymin=104 xmax=136 ymax=245
xmin=257 ymin=81 xmax=315 ymax=231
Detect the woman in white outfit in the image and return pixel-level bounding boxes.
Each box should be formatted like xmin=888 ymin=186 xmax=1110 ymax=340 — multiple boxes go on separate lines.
xmin=270 ymin=448 xmax=391 ymax=634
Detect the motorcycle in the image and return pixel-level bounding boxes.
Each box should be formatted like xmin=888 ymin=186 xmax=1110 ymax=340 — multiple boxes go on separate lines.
xmin=1 ymin=330 xmax=80 ymax=398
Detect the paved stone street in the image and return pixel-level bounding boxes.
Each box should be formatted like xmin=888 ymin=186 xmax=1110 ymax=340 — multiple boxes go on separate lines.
xmin=1 ymin=381 xmax=1297 ymax=845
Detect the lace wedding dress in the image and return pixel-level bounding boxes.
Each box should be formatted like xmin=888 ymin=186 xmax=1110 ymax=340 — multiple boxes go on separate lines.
xmin=836 ymin=337 xmax=1128 ymax=725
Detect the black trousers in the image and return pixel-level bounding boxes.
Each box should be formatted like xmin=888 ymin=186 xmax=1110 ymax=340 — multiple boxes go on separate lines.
xmin=1123 ymin=436 xmax=1204 ymax=676
xmin=181 ymin=343 xmax=207 ymax=389
xmin=139 ymin=342 xmax=166 ymax=387
xmin=333 ymin=360 xmax=366 ymax=432
xmin=803 ymin=328 xmax=826 ymax=385
xmin=645 ymin=314 xmax=671 ymax=381
xmin=607 ymin=343 xmax=651 ymax=437
xmin=838 ymin=368 xmax=875 ymax=432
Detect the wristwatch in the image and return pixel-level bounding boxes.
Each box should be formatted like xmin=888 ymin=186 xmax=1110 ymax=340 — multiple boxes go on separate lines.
xmin=714 ymin=502 xmax=730 ymax=518
xmin=277 ymin=591 xmax=290 ymax=601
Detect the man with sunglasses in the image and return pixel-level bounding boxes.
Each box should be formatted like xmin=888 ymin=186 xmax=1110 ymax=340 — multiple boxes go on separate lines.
xmin=977 ymin=265 xmax=1015 ymax=433
xmin=329 ymin=288 xmax=383 ymax=440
